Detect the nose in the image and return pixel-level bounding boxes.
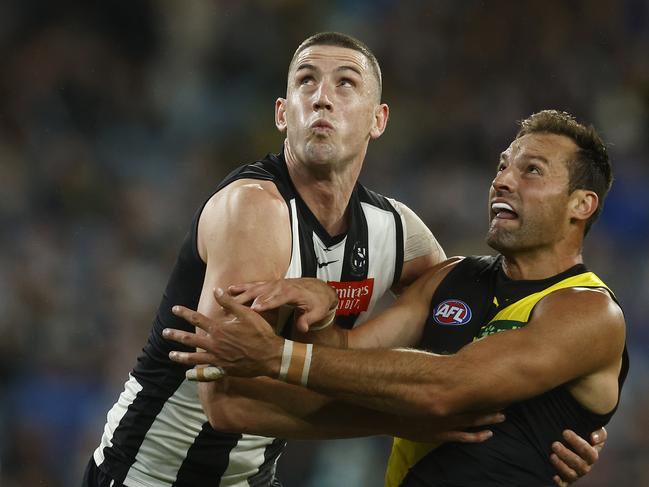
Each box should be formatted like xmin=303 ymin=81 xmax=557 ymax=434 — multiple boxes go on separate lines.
xmin=492 ymin=165 xmax=516 ymax=194
xmin=313 ymin=81 xmax=333 ymax=111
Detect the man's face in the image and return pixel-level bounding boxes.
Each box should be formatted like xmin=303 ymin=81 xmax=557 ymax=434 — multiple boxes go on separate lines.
xmin=276 ymin=45 xmax=385 ymax=169
xmin=487 ymin=133 xmax=578 ymax=253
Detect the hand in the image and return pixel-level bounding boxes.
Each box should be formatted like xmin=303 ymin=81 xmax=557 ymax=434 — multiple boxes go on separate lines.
xmin=408 ymin=411 xmax=506 ymax=444
xmin=163 ymin=288 xmax=284 ymax=378
xmin=228 ymin=278 xmax=339 ymax=333
xmin=550 ymin=427 xmax=606 ymax=486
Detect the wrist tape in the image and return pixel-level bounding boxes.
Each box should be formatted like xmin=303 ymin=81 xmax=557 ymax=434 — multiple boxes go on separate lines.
xmin=278 ymin=340 xmax=313 ymax=386
xmin=309 ymin=309 xmax=337 ymax=331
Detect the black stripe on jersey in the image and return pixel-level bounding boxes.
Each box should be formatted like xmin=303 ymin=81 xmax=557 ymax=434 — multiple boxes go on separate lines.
xmin=294 ymin=195 xmax=319 ymax=279
xmin=336 ymin=186 xmax=369 ymax=329
xmin=216 ymin=151 xmax=295 ymax=203
xmin=357 ymin=185 xmax=404 ymax=289
xmin=248 ymin=438 xmax=287 ymax=487
xmin=102 ymin=349 xmax=188 ymax=482
xmin=172 ymin=423 xmax=242 ymax=487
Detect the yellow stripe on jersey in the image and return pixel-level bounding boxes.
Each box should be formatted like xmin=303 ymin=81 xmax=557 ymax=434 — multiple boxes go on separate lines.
xmin=384 ymin=272 xmax=611 ymax=487
xmin=386 ymin=438 xmax=442 ymax=487
xmin=488 ymin=272 xmax=610 ymax=324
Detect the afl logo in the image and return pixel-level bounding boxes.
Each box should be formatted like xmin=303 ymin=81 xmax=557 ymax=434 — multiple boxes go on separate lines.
xmin=433 ymin=299 xmax=472 ymax=326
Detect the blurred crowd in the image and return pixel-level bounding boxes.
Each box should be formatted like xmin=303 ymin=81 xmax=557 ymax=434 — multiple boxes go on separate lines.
xmin=0 ymin=1 xmax=647 ymax=485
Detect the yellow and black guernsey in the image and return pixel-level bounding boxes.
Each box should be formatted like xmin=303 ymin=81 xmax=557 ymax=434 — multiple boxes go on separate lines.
xmin=386 ymin=255 xmax=629 ymax=487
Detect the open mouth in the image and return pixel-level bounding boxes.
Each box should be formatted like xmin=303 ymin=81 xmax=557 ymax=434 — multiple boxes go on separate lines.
xmin=491 ymin=202 xmax=518 ymax=220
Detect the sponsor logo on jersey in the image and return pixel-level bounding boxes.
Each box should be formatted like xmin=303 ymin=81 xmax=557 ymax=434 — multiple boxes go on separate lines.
xmin=316 ymin=259 xmax=339 ymax=269
xmin=433 ymin=299 xmax=472 ymax=325
xmin=328 ymin=278 xmax=374 ymax=315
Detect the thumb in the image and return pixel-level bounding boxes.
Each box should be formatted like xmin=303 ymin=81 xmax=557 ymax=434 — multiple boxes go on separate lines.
xmin=295 ymin=313 xmax=310 ymax=334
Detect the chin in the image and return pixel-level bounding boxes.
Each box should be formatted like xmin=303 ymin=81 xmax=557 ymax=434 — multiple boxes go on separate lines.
xmin=486 ymin=229 xmax=519 ymax=254
xmin=305 ymin=143 xmax=337 ymax=166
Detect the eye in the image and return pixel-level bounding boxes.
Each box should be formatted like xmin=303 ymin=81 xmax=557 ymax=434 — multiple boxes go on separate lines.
xmin=527 ymin=164 xmax=541 ymax=175
xmin=338 ymin=78 xmax=355 ymax=88
xmin=496 ymin=162 xmax=506 ymax=172
xmin=299 ymin=75 xmax=315 ymax=86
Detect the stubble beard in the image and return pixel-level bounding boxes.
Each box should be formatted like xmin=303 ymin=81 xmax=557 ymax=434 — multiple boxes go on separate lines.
xmin=487 ymin=216 xmax=554 ymax=255
xmin=304 ymin=138 xmax=338 ymax=167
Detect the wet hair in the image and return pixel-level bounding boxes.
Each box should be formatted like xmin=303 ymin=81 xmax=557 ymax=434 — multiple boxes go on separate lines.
xmin=288 ymin=32 xmax=382 ymax=99
xmin=516 ymin=110 xmax=612 ymax=234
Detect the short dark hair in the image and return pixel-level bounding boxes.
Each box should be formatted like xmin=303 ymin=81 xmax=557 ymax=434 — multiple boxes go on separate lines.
xmin=516 ymin=110 xmax=612 ymax=234
xmin=288 ymin=32 xmax=382 ymax=99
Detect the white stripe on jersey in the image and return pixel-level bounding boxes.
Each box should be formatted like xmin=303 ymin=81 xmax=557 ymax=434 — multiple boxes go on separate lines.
xmin=220 ymin=434 xmax=275 ymax=486
xmin=359 ymin=201 xmax=399 ymax=324
xmin=286 ymin=198 xmax=302 ymax=278
xmin=94 ymin=374 xmax=143 ymax=467
xmin=125 ymin=379 xmax=206 ymax=486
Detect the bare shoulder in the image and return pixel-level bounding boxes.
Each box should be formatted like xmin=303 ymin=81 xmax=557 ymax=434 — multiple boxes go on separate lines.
xmin=205 ymin=179 xmax=286 ymax=215
xmin=201 ymin=179 xmax=288 ymax=228
xmin=198 ymin=178 xmax=291 ymax=260
xmin=532 ymin=286 xmax=626 ymax=357
xmin=536 ymin=286 xmax=625 ymax=330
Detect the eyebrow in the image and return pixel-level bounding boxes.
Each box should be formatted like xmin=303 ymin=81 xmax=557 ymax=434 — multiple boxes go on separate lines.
xmin=499 ymin=152 xmax=549 ymax=164
xmin=295 ymin=63 xmax=318 ymax=73
xmin=522 ymin=154 xmax=549 ymax=165
xmin=295 ymin=63 xmax=363 ymax=77
xmin=335 ymin=65 xmax=362 ymax=77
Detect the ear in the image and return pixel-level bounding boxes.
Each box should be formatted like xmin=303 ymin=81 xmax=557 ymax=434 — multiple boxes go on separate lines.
xmin=275 ymin=98 xmax=287 ymax=133
xmin=369 ymin=103 xmax=389 ymax=139
xmin=569 ymin=189 xmax=599 ymax=223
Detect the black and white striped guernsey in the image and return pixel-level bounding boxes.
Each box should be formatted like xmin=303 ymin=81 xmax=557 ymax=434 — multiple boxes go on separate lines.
xmin=92 ymin=150 xmax=406 ymax=486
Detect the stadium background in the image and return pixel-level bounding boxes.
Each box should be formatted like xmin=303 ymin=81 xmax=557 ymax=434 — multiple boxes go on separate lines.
xmin=0 ymin=1 xmax=647 ymax=485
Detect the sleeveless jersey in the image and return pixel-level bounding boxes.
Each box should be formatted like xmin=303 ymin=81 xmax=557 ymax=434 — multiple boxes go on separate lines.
xmin=386 ymin=256 xmax=629 ymax=487
xmin=92 ymin=150 xmax=405 ymax=487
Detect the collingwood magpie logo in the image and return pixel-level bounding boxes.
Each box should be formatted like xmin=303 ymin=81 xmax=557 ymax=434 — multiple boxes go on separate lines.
xmin=350 ymin=241 xmax=367 ymax=277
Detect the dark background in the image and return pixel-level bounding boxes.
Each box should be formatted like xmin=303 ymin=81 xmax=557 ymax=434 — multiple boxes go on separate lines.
xmin=0 ymin=1 xmax=647 ymax=485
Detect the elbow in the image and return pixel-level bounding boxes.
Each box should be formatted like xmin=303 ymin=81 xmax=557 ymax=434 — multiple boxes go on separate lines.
xmin=199 ymin=383 xmax=245 ymax=433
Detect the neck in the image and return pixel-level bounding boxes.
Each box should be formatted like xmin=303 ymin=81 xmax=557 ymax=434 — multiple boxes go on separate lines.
xmin=501 ymin=247 xmax=583 ymax=280
xmin=284 ymin=140 xmax=364 ymax=236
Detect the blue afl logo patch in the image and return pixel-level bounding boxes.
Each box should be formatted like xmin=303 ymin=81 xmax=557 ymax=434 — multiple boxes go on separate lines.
xmin=433 ymin=299 xmax=472 ymax=325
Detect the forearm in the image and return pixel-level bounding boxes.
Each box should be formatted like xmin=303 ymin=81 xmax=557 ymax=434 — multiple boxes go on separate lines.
xmin=198 ymin=376 xmax=425 ymax=440
xmin=292 ymin=324 xmax=348 ymax=348
xmin=293 ymin=345 xmax=459 ymax=417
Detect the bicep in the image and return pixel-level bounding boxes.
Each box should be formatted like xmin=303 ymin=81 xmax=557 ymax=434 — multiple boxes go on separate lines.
xmin=446 ymin=289 xmax=625 ymax=411
xmin=196 ymin=181 xmax=292 ymax=318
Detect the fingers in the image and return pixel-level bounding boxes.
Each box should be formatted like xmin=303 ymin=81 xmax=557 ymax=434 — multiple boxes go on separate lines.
xmin=228 ymin=282 xmax=266 ymax=295
xmin=162 ymin=328 xmax=209 ymax=350
xmin=251 ymin=293 xmax=291 ymax=312
xmin=550 ymin=449 xmax=579 ymax=485
xmin=168 ymin=350 xmax=218 ymax=366
xmin=561 ymin=429 xmax=599 ymax=465
xmin=171 ymin=305 xmax=212 ymax=332
xmin=186 ymin=366 xmax=226 ymax=381
xmin=228 ymin=282 xmax=273 ymax=305
xmin=550 ymin=430 xmax=597 ymax=484
xmin=213 ymin=288 xmax=255 ymax=317
xmin=591 ymin=426 xmax=607 ymax=448
xmin=552 ymin=474 xmax=569 ymax=487
xmin=468 ymin=412 xmax=506 ymax=427
xmin=439 ymin=429 xmax=493 ymax=444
